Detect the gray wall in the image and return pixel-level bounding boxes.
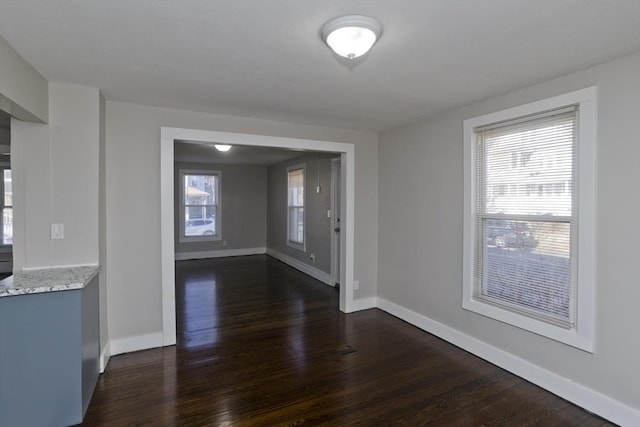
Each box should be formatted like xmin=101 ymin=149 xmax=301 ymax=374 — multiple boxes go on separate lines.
xmin=0 ymin=110 xmax=9 ymax=144
xmin=378 ymin=52 xmax=640 ymax=411
xmin=174 ymin=162 xmax=267 ymax=254
xmin=266 ymin=153 xmax=336 ymax=274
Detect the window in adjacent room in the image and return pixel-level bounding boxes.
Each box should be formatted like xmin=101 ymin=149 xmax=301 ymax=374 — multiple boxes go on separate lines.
xmin=287 ymin=164 xmax=305 ymax=251
xmin=462 ymin=87 xmax=596 ymax=351
xmin=0 ymin=168 xmax=11 ymax=246
xmin=179 ymin=170 xmax=221 ymax=242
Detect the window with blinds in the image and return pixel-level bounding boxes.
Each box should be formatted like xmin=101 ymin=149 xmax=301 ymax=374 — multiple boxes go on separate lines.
xmin=475 ymin=107 xmax=576 ymax=328
xmin=462 ymin=87 xmax=596 ymax=351
xmin=287 ymin=165 xmax=305 ymax=249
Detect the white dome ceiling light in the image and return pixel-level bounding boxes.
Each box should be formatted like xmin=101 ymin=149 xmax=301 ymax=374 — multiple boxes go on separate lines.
xmin=214 ymin=144 xmax=232 ymax=152
xmin=321 ymin=15 xmax=383 ymax=59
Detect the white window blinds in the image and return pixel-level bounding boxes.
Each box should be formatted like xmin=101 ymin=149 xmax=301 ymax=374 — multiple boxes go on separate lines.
xmin=474 ymin=107 xmax=577 ymax=328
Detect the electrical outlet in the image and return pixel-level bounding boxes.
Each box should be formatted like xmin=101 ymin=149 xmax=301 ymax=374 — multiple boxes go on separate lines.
xmin=310 ymin=253 xmax=316 ymax=262
xmin=353 ymin=280 xmax=360 ymax=290
xmin=327 ymin=210 xmax=331 ymax=218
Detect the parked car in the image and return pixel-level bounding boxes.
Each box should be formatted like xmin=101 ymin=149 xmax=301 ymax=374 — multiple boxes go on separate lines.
xmin=486 ymin=219 xmax=537 ymax=248
xmin=185 ymin=218 xmax=216 ymax=236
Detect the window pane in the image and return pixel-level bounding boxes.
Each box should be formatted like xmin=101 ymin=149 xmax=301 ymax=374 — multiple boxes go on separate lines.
xmin=288 ymin=169 xmax=304 ymax=206
xmin=184 ymin=174 xmax=216 ymax=205
xmin=289 ymin=207 xmax=304 ymax=243
xmin=480 ymin=219 xmax=572 ymax=323
xmin=4 ymin=169 xmax=11 ymax=207
xmin=185 ymin=206 xmax=216 ymax=236
xmin=3 ymin=207 xmax=12 ymax=245
xmin=481 ymin=220 xmax=572 ymax=319
xmin=480 ymin=113 xmax=574 ymax=217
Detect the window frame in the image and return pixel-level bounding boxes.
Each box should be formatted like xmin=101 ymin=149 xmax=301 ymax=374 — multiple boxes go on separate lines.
xmin=178 ymin=169 xmax=222 ymax=243
xmin=462 ymin=87 xmax=596 ymax=352
xmin=286 ymin=164 xmax=306 ymax=252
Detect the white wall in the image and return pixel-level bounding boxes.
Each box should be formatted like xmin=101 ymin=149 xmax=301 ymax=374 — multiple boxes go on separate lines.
xmin=0 ymin=36 xmax=48 ymax=123
xmin=105 ymin=101 xmax=378 ymax=344
xmin=378 ymin=53 xmax=640 ymax=418
xmin=13 ymin=83 xmax=100 ymax=269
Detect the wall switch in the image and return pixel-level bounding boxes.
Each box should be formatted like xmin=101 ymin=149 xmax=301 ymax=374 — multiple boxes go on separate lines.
xmin=310 ymin=253 xmax=316 ymax=262
xmin=327 ymin=210 xmax=331 ymax=218
xmin=51 ymin=223 xmax=64 ymax=240
xmin=316 ymin=185 xmax=321 ymax=194
xmin=353 ymin=280 xmax=360 ymax=290
xmin=222 ymin=240 xmax=227 ymax=246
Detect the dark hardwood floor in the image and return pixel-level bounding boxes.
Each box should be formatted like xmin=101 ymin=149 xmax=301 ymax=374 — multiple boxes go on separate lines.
xmin=81 ymin=255 xmax=613 ymax=426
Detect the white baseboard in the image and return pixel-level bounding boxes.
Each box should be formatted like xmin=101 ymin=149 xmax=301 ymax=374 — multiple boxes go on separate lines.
xmin=376 ymin=298 xmax=639 ymax=427
xmin=266 ymin=248 xmax=332 ymax=286
xmin=350 ymin=296 xmax=377 ymax=312
xmin=109 ymin=332 xmax=164 ymax=356
xmin=99 ymin=341 xmax=111 ymax=373
xmin=175 ymin=247 xmax=266 ymax=261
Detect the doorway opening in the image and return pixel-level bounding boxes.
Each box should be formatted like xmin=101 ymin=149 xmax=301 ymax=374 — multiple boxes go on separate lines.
xmin=160 ymin=127 xmax=355 ymax=346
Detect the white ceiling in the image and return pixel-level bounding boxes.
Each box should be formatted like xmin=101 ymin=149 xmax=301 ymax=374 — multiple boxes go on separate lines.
xmin=0 ymin=0 xmax=638 ymax=131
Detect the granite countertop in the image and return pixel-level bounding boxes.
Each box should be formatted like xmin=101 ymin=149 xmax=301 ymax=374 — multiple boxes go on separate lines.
xmin=0 ymin=265 xmax=99 ymax=298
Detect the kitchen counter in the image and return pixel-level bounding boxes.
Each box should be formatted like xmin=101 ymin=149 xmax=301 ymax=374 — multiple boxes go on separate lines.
xmin=0 ymin=264 xmax=101 ymax=426
xmin=0 ymin=265 xmax=99 ymax=297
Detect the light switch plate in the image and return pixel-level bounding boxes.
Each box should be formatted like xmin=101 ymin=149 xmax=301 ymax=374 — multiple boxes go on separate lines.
xmin=51 ymin=223 xmax=64 ymax=240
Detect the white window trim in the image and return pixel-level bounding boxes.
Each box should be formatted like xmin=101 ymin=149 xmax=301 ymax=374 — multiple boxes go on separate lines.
xmin=462 ymin=87 xmax=597 ymax=352
xmin=286 ymin=163 xmax=306 ymax=252
xmin=178 ymin=168 xmax=222 ymax=243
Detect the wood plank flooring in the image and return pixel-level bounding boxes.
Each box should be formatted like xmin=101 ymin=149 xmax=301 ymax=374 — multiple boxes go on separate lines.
xmin=80 ymin=255 xmax=613 ymax=426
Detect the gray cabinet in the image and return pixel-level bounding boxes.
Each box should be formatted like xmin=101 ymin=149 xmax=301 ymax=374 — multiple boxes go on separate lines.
xmin=0 ymin=276 xmax=100 ymax=427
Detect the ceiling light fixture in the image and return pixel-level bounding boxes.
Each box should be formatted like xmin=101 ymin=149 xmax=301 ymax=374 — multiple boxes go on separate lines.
xmin=321 ymin=15 xmax=382 ymax=59
xmin=214 ymin=144 xmax=232 ymax=152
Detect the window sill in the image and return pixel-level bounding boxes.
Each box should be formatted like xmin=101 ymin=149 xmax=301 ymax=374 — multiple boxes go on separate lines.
xmin=179 ymin=235 xmax=222 ymax=244
xmin=286 ymin=240 xmax=305 ymax=252
xmin=462 ymin=298 xmax=593 ymax=352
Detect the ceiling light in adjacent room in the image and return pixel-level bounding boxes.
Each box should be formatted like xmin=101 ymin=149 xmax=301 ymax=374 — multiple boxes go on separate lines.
xmin=214 ymin=144 xmax=232 ymax=152
xmin=321 ymin=15 xmax=382 ymax=59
